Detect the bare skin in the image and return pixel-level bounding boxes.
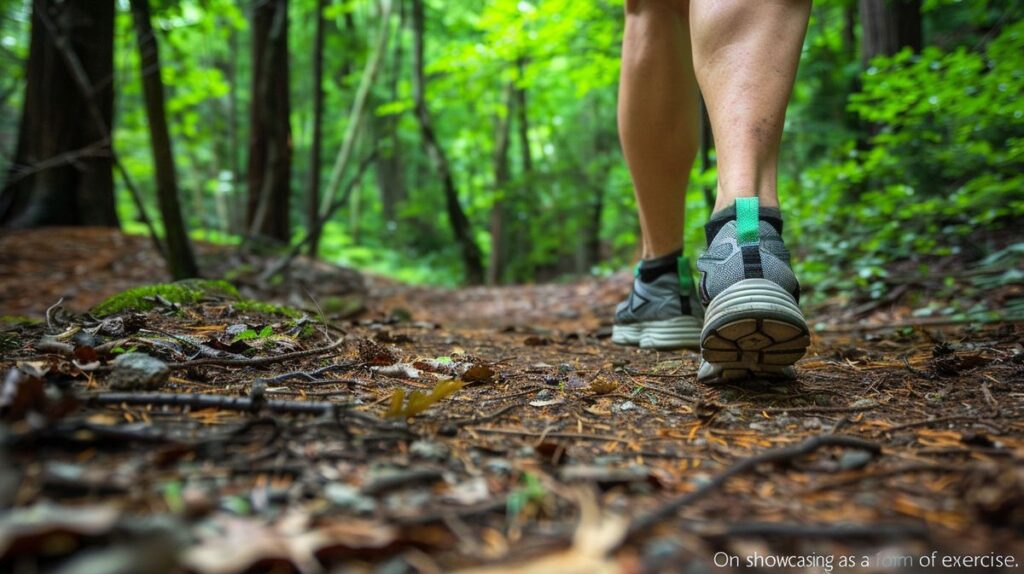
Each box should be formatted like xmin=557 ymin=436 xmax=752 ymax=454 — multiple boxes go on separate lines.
xmin=618 ymin=0 xmax=811 ymax=257
xmin=618 ymin=0 xmax=698 ymax=260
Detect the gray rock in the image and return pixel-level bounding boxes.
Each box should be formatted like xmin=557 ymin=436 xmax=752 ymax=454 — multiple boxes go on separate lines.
xmin=324 ymin=482 xmax=377 ymax=514
xmin=534 ymin=389 xmax=554 ymax=401
xmin=409 ymin=440 xmax=449 ymax=461
xmin=839 ymin=449 xmax=875 ymax=471
xmin=108 ymin=353 xmax=169 ymax=390
xmin=614 ymin=400 xmax=637 ymax=412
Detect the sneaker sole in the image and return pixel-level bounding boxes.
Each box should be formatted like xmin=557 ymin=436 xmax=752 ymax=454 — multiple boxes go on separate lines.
xmin=611 ymin=316 xmax=701 ymax=350
xmin=698 ymin=278 xmax=809 ymax=383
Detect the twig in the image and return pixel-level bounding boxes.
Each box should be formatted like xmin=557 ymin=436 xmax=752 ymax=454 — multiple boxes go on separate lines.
xmin=631 ymin=379 xmax=695 ymax=404
xmin=254 ymin=362 xmax=359 ymax=383
xmin=877 ymin=413 xmax=1014 ymax=434
xmin=810 ymin=463 xmax=949 ymax=492
xmin=695 ymin=521 xmax=928 ymax=540
xmin=167 ymin=336 xmax=346 ymax=369
xmin=468 ymin=427 xmax=630 ymax=443
xmin=901 ymin=354 xmax=935 ymax=380
xmin=760 ymin=403 xmax=878 ymax=415
xmin=441 ymin=403 xmax=519 ymax=425
xmin=625 ymin=435 xmax=882 ymax=540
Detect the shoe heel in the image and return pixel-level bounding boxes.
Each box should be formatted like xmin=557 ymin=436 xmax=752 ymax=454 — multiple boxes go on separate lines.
xmin=699 ymin=279 xmax=809 ymax=382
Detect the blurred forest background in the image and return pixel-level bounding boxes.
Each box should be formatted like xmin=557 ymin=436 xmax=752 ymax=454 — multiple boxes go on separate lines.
xmin=1 ymin=0 xmax=1021 ymax=299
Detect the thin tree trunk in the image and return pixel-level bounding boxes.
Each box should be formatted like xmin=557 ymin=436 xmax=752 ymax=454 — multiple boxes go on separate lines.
xmin=374 ymin=1 xmax=406 ymax=224
xmin=225 ymin=25 xmax=242 ymax=234
xmin=859 ymin=0 xmax=923 ymax=65
xmin=308 ymin=0 xmax=326 ymax=246
xmin=129 ymin=0 xmax=198 ymax=278
xmin=246 ymin=0 xmax=292 ymax=243
xmin=488 ymin=80 xmax=514 ymax=285
xmin=410 ymin=0 xmax=484 ymax=284
xmin=314 ymin=0 xmax=394 ymax=251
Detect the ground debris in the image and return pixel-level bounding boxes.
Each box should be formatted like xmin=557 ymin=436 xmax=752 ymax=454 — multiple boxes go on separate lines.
xmin=2 ymin=252 xmax=1024 ymax=571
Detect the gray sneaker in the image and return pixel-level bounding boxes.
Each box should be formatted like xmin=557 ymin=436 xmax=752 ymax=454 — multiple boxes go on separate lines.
xmin=612 ymin=251 xmax=703 ymax=350
xmin=695 ymin=197 xmax=809 ymax=383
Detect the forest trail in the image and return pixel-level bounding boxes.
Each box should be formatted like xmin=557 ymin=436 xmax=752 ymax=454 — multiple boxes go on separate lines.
xmin=2 ymin=228 xmax=1023 ymax=572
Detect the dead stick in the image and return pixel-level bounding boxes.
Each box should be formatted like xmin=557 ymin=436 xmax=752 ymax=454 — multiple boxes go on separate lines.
xmin=697 ymin=521 xmax=928 ymax=540
xmin=469 ymin=427 xmax=630 ymax=443
xmin=167 ymin=336 xmax=346 ymax=369
xmin=626 ymin=434 xmax=882 ymax=540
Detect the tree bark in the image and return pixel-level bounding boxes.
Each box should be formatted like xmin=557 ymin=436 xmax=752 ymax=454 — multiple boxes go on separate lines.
xmin=487 ymin=80 xmax=515 ymax=285
xmin=129 ymin=0 xmax=199 ymax=279
xmin=246 ymin=0 xmax=292 ymax=243
xmin=859 ymin=0 xmax=923 ymax=65
xmin=1 ymin=0 xmax=117 ymax=228
xmin=374 ymin=2 xmax=407 ymax=224
xmin=308 ymin=0 xmax=326 ymax=244
xmin=410 ymin=0 xmax=484 ymax=284
xmin=313 ymin=0 xmax=395 ymax=256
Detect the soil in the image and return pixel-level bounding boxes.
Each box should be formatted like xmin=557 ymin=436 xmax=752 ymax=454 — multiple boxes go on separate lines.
xmin=1 ymin=227 xmax=1022 ymax=573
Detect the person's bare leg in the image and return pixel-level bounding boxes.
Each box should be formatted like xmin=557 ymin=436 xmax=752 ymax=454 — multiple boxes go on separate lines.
xmin=690 ymin=0 xmax=810 ymax=212
xmin=618 ymin=0 xmax=699 ymax=259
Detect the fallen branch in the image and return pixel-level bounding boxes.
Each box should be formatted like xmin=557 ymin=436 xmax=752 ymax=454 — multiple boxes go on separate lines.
xmin=469 ymin=427 xmax=630 ymax=443
xmin=626 ymin=434 xmax=882 ymax=540
xmin=167 ymin=336 xmax=346 ymax=369
xmin=696 ymin=521 xmax=928 ymax=540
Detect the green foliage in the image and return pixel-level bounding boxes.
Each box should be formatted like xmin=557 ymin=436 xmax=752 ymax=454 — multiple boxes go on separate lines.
xmin=92 ymin=280 xmax=240 ymax=316
xmin=232 ymin=300 xmax=304 ymax=319
xmin=231 ymin=325 xmax=274 ymax=343
xmin=3 ymin=0 xmax=1021 ymax=293
xmin=786 ymin=8 xmax=1024 ymax=297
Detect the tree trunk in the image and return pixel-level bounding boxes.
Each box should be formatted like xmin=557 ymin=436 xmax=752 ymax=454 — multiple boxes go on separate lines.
xmin=246 ymin=0 xmax=292 ymax=243
xmin=487 ymin=80 xmax=515 ymax=285
xmin=315 ymin=0 xmax=394 ymax=243
xmin=129 ymin=0 xmax=199 ymax=279
xmin=859 ymin=0 xmax=922 ymax=65
xmin=410 ymin=0 xmax=484 ymax=284
xmin=374 ymin=3 xmax=407 ymax=224
xmin=1 ymin=0 xmax=117 ymax=228
xmin=308 ymin=0 xmax=326 ymax=243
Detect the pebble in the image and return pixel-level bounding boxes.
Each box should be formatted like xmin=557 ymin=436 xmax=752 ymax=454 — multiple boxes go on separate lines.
xmin=409 ymin=440 xmax=449 ymax=461
xmin=324 ymin=483 xmax=377 ymax=514
xmin=614 ymin=400 xmax=637 ymax=412
xmin=839 ymin=449 xmax=875 ymax=470
xmin=108 ymin=353 xmax=169 ymax=390
xmin=534 ymin=389 xmax=554 ymax=401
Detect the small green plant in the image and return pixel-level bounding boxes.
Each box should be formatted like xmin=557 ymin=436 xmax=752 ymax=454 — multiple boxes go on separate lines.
xmin=231 ymin=325 xmax=274 ymax=343
xmin=506 ymin=473 xmax=548 ymax=517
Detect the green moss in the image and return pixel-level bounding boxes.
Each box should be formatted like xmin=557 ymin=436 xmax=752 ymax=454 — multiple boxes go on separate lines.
xmin=0 ymin=315 xmax=41 ymax=327
xmin=233 ymin=300 xmax=304 ymax=319
xmin=92 ymin=280 xmax=240 ymax=317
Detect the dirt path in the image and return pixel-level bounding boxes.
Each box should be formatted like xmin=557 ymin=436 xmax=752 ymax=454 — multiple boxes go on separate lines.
xmin=2 ymin=229 xmax=1023 ymax=573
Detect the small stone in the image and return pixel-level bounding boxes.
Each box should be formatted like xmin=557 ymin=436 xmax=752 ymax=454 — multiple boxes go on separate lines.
xmin=324 ymin=482 xmax=377 ymax=514
xmin=850 ymin=398 xmax=876 ymax=409
xmin=409 ymin=440 xmax=449 ymax=461
xmin=108 ymin=353 xmax=169 ymax=390
xmin=614 ymin=400 xmax=637 ymax=412
xmin=802 ymin=417 xmax=822 ymax=429
xmin=839 ymin=449 xmax=875 ymax=471
xmin=534 ymin=389 xmax=554 ymax=401
xmin=748 ymin=421 xmax=771 ymax=432
xmin=484 ymin=458 xmax=512 ymax=474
